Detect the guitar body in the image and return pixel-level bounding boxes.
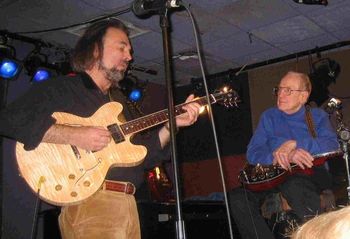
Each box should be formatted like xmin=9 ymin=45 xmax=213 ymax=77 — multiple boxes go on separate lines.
xmin=240 ymin=165 xmax=289 ymax=192
xmin=16 ymin=102 xmax=147 ymax=206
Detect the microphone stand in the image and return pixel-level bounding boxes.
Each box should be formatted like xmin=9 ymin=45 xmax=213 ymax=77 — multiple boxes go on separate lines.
xmin=159 ymin=8 xmax=187 ymax=239
xmin=341 ymin=141 xmax=350 ymax=203
xmin=335 ymin=109 xmax=350 ymax=203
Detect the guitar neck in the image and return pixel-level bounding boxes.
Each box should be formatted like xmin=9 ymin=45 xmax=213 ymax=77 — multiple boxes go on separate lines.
xmin=119 ymin=94 xmax=218 ymax=135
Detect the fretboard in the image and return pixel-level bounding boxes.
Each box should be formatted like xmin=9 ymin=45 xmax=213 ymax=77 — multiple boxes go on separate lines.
xmin=119 ymin=94 xmax=218 ymax=135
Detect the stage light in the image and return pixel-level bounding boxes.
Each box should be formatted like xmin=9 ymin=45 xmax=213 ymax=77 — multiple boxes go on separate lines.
xmin=0 ymin=58 xmax=21 ymax=79
xmin=119 ymin=75 xmax=146 ymax=102
xmin=129 ymin=88 xmax=142 ymax=102
xmin=308 ymin=58 xmax=340 ymax=106
xmin=24 ymin=49 xmax=57 ymax=83
xmin=31 ymin=67 xmax=52 ymax=83
xmin=293 ymin=0 xmax=328 ymax=6
xmin=0 ymin=44 xmax=22 ymax=80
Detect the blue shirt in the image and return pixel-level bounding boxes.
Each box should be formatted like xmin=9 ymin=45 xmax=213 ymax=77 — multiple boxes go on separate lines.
xmin=247 ymin=106 xmax=339 ymax=165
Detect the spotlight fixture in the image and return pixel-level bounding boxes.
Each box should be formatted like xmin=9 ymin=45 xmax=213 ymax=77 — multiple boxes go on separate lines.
xmin=293 ymin=0 xmax=328 ymax=6
xmin=31 ymin=67 xmax=53 ymax=83
xmin=0 ymin=44 xmax=22 ymax=80
xmin=24 ymin=47 xmax=56 ymax=83
xmin=119 ymin=74 xmax=146 ymax=102
xmin=308 ymin=58 xmax=340 ymax=106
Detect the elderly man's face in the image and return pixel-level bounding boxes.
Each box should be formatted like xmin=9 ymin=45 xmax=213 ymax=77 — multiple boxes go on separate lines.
xmin=277 ymin=73 xmax=309 ymax=114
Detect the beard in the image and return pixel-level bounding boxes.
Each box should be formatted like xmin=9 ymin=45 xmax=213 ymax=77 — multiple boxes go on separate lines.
xmin=98 ymin=60 xmax=125 ymax=87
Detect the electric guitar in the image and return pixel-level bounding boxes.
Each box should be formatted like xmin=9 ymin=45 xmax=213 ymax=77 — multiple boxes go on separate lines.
xmin=16 ymin=90 xmax=238 ymax=206
xmin=239 ymin=150 xmax=342 ymax=192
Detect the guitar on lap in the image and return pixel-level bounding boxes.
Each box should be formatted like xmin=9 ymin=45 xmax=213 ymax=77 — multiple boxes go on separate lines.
xmin=16 ymin=89 xmax=239 ymax=206
xmin=239 ymin=150 xmax=342 ymax=192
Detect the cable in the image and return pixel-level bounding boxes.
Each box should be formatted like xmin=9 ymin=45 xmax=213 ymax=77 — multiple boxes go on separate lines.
xmin=30 ymin=176 xmax=45 ymax=239
xmin=14 ymin=7 xmax=131 ymax=35
xmin=180 ymin=2 xmax=235 ymax=238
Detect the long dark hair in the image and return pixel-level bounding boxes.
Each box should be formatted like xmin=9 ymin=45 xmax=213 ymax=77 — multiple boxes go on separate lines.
xmin=71 ymin=19 xmax=129 ymax=72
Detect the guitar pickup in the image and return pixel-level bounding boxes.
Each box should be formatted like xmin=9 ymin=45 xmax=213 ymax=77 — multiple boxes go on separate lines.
xmin=71 ymin=145 xmax=81 ymax=159
xmin=107 ymin=124 xmax=125 ymax=143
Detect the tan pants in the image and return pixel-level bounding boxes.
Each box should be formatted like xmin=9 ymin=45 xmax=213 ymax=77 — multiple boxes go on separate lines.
xmin=59 ymin=190 xmax=140 ymax=239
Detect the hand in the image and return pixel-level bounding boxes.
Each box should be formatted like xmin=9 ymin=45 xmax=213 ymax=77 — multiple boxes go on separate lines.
xmin=288 ymin=148 xmax=314 ymax=170
xmin=273 ymin=140 xmax=296 ymax=171
xmin=159 ymin=94 xmax=201 ymax=148
xmin=72 ymin=126 xmax=111 ymax=151
xmin=173 ymin=94 xmax=201 ymax=128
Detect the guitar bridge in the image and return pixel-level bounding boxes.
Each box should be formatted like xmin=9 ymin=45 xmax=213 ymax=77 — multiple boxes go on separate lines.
xmin=107 ymin=124 xmax=125 ymax=143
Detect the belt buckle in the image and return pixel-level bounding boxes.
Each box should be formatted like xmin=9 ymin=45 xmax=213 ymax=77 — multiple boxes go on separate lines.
xmin=125 ymin=182 xmax=136 ymax=195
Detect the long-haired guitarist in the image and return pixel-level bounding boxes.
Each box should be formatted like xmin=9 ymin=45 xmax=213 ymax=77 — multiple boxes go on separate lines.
xmin=0 ymin=19 xmax=201 ymax=239
xmin=229 ymin=71 xmax=339 ymax=239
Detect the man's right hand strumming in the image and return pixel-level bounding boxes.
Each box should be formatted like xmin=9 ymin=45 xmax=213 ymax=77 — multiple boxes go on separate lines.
xmin=43 ymin=124 xmax=111 ymax=151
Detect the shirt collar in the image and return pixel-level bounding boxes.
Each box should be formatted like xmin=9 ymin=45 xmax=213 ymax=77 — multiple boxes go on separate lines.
xmin=280 ymin=105 xmax=306 ymax=119
xmin=81 ymin=72 xmax=99 ymax=90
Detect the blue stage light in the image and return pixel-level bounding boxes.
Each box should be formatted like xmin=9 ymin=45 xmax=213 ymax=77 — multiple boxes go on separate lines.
xmin=129 ymin=88 xmax=142 ymax=102
xmin=31 ymin=68 xmax=51 ymax=83
xmin=0 ymin=58 xmax=21 ymax=79
xmin=119 ymin=75 xmax=146 ymax=102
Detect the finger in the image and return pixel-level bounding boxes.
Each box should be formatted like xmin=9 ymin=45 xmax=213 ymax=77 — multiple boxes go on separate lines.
xmin=279 ymin=159 xmax=288 ymax=171
xmin=183 ymin=107 xmax=197 ymax=123
xmin=303 ymin=150 xmax=314 ymax=162
xmin=294 ymin=158 xmax=305 ymax=170
xmin=101 ymin=135 xmax=111 ymax=144
xmin=183 ymin=103 xmax=200 ymax=115
xmin=93 ymin=127 xmax=111 ymax=136
xmin=296 ymin=150 xmax=314 ymax=168
xmin=281 ymin=155 xmax=291 ymax=171
xmin=276 ymin=156 xmax=288 ymax=170
xmin=300 ymin=155 xmax=313 ymax=168
xmin=100 ymin=128 xmax=111 ymax=134
xmin=185 ymin=104 xmax=200 ymax=118
xmin=185 ymin=94 xmax=195 ymax=103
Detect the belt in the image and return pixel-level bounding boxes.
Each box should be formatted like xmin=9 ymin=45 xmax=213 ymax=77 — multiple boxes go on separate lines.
xmin=102 ymin=180 xmax=136 ymax=195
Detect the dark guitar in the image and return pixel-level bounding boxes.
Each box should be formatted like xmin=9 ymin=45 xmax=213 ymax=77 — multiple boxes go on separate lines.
xmin=239 ymin=150 xmax=342 ymax=192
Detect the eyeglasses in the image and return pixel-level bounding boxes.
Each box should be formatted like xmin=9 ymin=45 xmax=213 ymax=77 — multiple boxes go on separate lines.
xmin=273 ymin=87 xmax=308 ymax=96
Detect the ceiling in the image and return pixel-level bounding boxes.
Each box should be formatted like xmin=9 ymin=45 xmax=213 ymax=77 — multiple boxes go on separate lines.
xmin=1 ymin=0 xmax=350 ymax=86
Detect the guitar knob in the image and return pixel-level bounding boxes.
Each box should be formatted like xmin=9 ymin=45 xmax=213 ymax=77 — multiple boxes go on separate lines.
xmin=71 ymin=191 xmax=78 ymax=197
xmin=55 ymin=185 xmax=62 ymax=191
xmin=68 ymin=174 xmax=76 ymax=180
xmin=83 ymin=181 xmax=91 ymax=187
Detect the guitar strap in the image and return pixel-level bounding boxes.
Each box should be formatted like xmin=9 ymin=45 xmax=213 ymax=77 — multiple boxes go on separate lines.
xmin=305 ymin=105 xmax=317 ymax=138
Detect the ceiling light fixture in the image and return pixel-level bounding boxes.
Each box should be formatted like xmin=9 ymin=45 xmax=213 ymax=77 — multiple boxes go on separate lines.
xmin=24 ymin=46 xmax=57 ymax=83
xmin=293 ymin=0 xmax=328 ymax=6
xmin=0 ymin=42 xmax=22 ymax=80
xmin=119 ymin=74 xmax=147 ymax=102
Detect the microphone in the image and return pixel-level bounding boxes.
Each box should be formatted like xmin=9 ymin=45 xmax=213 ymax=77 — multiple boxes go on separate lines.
xmin=132 ymin=0 xmax=181 ymax=16
xmin=328 ymin=98 xmax=342 ymax=109
xmin=324 ymin=98 xmax=342 ymax=114
xmin=293 ymin=0 xmax=328 ymax=6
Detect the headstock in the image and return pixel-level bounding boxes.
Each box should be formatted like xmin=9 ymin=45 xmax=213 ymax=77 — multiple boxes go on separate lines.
xmin=211 ymin=87 xmax=240 ymax=108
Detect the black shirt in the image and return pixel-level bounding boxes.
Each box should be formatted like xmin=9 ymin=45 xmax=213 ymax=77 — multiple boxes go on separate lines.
xmin=0 ymin=73 xmax=167 ymax=189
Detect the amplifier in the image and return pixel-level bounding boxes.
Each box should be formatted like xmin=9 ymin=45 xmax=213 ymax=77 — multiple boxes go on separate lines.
xmin=138 ymin=201 xmax=240 ymax=239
